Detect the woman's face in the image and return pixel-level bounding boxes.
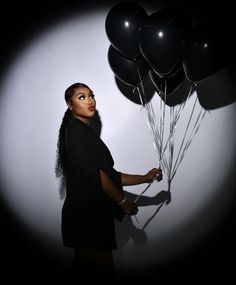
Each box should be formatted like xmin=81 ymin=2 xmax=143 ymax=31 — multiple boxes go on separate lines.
xmin=68 ymin=86 xmax=96 ymax=123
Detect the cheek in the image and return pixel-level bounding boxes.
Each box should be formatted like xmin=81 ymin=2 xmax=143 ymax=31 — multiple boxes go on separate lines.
xmin=71 ymin=102 xmax=81 ymax=113
xmin=73 ymin=101 xmax=83 ymax=108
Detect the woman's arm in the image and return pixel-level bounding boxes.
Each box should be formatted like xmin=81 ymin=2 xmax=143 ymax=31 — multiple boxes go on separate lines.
xmin=100 ymin=169 xmax=125 ymax=202
xmin=99 ymin=169 xmax=138 ymax=215
xmin=121 ymin=168 xmax=162 ymax=186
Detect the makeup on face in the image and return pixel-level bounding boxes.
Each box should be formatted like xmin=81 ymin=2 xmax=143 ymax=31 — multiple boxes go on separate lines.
xmin=69 ymin=87 xmax=96 ymax=124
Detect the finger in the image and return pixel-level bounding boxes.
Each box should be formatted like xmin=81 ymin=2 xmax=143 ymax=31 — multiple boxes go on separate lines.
xmin=129 ymin=211 xmax=138 ymax=216
xmin=130 ymin=207 xmax=138 ymax=214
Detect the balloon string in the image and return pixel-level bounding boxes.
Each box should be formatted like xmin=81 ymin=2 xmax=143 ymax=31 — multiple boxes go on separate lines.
xmin=171 ymin=107 xmax=206 ymax=180
xmin=168 ymin=106 xmax=175 ymax=182
xmin=145 ymin=79 xmax=168 ymax=169
xmin=142 ymin=92 xmax=168 ymax=172
xmin=158 ymin=79 xmax=172 ymax=181
xmin=156 ymin=80 xmax=166 ymax=160
xmin=174 ymin=84 xmax=193 ymax=123
xmin=134 ymin=176 xmax=158 ymax=203
xmin=142 ymin=201 xmax=166 ymax=230
xmin=135 ymin=94 xmax=169 ymax=202
xmin=160 ymin=80 xmax=167 ymax=160
xmin=166 ymin=83 xmax=194 ymax=182
xmin=149 ymin=73 xmax=170 ymax=171
xmin=133 ymin=78 xmax=207 ymax=228
xmin=147 ymin=99 xmax=163 ymax=157
xmin=171 ymin=95 xmax=198 ymax=180
xmin=135 ymin=66 xmax=168 ymax=202
xmin=140 ymin=103 xmax=206 ymax=229
xmin=136 ymin=86 xmax=164 ymax=170
xmin=159 ymin=83 xmax=193 ymax=159
xmin=136 ymin=67 xmax=163 ymax=168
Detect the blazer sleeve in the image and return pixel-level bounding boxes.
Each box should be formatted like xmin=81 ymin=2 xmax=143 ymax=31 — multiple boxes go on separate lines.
xmin=111 ymin=169 xmax=123 ymax=191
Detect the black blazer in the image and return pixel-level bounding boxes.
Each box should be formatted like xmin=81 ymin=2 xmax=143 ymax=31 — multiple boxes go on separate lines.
xmin=61 ymin=117 xmax=124 ymax=247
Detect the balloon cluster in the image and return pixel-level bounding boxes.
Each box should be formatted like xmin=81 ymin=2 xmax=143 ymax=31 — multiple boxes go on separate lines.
xmin=105 ymin=1 xmax=226 ymax=96
xmin=105 ymin=2 xmax=225 ymax=205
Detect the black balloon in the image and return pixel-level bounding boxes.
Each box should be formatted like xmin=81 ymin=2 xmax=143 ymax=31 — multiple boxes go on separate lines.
xmin=114 ymin=76 xmax=155 ymax=105
xmin=108 ymin=45 xmax=150 ymax=86
xmin=183 ymin=24 xmax=227 ymax=83
xmin=139 ymin=6 xmax=192 ymax=76
xmin=105 ymin=1 xmax=148 ymax=59
xmin=149 ymin=65 xmax=186 ymax=95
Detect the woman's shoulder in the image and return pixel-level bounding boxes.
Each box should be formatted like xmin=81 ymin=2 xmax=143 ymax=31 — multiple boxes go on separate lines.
xmin=67 ymin=118 xmax=92 ymax=140
xmin=68 ymin=118 xmax=88 ymax=131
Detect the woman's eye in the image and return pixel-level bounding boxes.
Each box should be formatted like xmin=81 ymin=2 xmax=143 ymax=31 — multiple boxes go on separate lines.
xmin=78 ymin=95 xmax=85 ymax=100
xmin=90 ymin=94 xmax=95 ymax=99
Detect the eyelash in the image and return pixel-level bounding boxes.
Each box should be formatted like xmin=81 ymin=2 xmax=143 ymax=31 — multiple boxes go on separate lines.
xmin=78 ymin=94 xmax=95 ymax=100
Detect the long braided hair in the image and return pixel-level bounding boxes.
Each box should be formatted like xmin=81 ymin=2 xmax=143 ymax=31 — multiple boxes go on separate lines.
xmin=55 ymin=83 xmax=90 ymax=198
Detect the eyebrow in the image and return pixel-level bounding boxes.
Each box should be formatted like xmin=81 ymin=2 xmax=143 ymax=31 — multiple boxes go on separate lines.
xmin=74 ymin=91 xmax=93 ymax=96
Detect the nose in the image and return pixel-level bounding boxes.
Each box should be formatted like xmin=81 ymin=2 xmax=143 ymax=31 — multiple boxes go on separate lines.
xmin=88 ymin=98 xmax=93 ymax=105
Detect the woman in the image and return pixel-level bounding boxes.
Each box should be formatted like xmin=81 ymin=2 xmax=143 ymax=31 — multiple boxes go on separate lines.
xmin=55 ymin=83 xmax=162 ymax=280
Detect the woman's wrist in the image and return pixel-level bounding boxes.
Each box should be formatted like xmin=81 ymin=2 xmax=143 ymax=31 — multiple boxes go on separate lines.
xmin=117 ymin=197 xmax=127 ymax=205
xmin=142 ymin=174 xmax=147 ymax=183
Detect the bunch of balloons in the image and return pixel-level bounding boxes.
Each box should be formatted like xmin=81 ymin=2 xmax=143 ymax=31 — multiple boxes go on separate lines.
xmin=105 ymin=1 xmax=225 ymax=93
xmin=105 ymin=1 xmax=226 ymax=202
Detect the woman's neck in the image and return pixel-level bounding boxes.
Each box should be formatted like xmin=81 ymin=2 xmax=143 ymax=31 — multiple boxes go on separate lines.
xmin=73 ymin=115 xmax=90 ymax=126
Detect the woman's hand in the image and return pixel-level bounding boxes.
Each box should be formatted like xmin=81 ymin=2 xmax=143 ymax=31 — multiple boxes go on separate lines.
xmin=144 ymin=168 xmax=162 ymax=183
xmin=119 ymin=199 xmax=138 ymax=216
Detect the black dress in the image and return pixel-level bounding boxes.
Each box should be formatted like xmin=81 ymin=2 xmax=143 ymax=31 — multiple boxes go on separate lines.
xmin=61 ymin=117 xmax=124 ymax=249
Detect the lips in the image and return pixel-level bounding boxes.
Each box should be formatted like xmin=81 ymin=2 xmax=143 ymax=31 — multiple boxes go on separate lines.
xmin=88 ymin=106 xmax=95 ymax=111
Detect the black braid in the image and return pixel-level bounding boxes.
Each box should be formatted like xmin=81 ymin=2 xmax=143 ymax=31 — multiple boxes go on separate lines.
xmin=55 ymin=82 xmax=90 ymax=198
xmin=55 ymin=108 xmax=72 ymax=198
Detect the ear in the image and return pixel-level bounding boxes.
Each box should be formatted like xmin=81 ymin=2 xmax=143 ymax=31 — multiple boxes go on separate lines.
xmin=67 ymin=101 xmax=73 ymax=110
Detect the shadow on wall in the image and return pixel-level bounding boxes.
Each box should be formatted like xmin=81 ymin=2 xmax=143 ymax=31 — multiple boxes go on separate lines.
xmin=115 ymin=190 xmax=170 ymax=247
